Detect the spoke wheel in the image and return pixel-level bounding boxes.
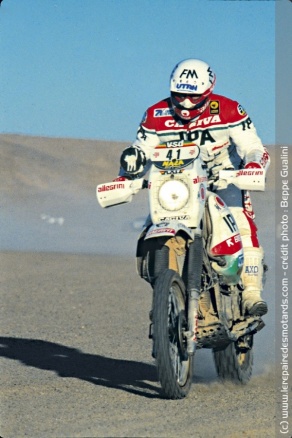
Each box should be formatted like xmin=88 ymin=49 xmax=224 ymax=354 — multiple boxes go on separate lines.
xmin=153 ymin=269 xmax=193 ymax=399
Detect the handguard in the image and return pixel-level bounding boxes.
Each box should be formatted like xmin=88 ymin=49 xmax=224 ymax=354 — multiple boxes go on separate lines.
xmin=120 ymin=146 xmax=146 ymax=176
xmin=96 ymin=177 xmax=144 ymax=208
xmin=218 ymin=168 xmax=265 ymax=191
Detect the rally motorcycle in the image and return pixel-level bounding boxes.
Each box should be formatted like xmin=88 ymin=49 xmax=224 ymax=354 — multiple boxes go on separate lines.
xmin=96 ymin=143 xmax=266 ymax=399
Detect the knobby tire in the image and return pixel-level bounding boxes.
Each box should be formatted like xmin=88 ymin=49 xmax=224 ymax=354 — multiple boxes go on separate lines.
xmin=153 ymin=269 xmax=193 ymax=399
xmin=213 ymin=338 xmax=253 ymax=384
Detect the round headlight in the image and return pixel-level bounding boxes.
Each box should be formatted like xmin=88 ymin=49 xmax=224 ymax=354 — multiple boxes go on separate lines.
xmin=158 ymin=179 xmax=189 ymax=211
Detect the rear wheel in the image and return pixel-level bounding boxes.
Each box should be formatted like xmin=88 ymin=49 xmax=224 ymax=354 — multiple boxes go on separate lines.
xmin=153 ymin=269 xmax=193 ymax=399
xmin=213 ymin=335 xmax=253 ymax=384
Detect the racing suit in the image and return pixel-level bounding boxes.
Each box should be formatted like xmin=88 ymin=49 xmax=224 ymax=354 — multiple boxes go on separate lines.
xmin=122 ymin=93 xmax=270 ymax=315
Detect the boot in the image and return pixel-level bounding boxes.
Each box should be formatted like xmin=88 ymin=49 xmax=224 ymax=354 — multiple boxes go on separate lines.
xmin=241 ymin=246 xmax=268 ymax=316
xmin=242 ymin=287 xmax=268 ymax=316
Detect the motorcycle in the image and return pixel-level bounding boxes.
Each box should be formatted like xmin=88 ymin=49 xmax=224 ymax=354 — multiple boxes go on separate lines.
xmin=96 ymin=143 xmax=266 ymax=399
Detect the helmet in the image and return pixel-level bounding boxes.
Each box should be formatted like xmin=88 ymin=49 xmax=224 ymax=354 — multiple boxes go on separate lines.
xmin=170 ymin=59 xmax=216 ymax=120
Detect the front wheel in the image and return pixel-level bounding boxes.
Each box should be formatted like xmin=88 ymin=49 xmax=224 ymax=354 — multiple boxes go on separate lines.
xmin=152 ymin=269 xmax=193 ymax=399
xmin=213 ymin=336 xmax=253 ymax=384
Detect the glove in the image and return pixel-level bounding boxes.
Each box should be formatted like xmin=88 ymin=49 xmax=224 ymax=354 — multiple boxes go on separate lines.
xmin=112 ymin=176 xmax=129 ymax=182
xmin=120 ymin=146 xmax=146 ymax=175
xmin=245 ymin=150 xmax=264 ymax=169
xmin=244 ymin=162 xmax=262 ymax=169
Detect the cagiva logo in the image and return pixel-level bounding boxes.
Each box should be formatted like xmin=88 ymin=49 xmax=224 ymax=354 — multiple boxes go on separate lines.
xmin=160 ymin=215 xmax=191 ymax=221
xmin=165 ymin=115 xmax=221 ymax=128
xmin=97 ymin=183 xmax=125 ymax=192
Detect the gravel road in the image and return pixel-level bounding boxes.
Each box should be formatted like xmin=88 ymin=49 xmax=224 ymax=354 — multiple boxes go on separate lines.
xmin=1 ymin=252 xmax=276 ymax=438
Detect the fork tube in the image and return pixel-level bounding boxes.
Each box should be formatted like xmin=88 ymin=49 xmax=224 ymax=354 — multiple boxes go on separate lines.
xmin=154 ymin=244 xmax=169 ymax=280
xmin=187 ymin=234 xmax=203 ymax=355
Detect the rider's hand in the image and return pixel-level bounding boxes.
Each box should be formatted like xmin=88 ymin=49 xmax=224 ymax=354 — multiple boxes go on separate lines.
xmin=244 ymin=162 xmax=262 ymax=169
xmin=112 ymin=176 xmax=129 ymax=182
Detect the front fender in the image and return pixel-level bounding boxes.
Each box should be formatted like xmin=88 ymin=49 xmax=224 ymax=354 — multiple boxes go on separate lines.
xmin=144 ymin=221 xmax=195 ymax=241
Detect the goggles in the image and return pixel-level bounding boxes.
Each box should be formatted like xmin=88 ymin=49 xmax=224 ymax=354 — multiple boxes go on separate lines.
xmin=171 ymin=92 xmax=203 ymax=104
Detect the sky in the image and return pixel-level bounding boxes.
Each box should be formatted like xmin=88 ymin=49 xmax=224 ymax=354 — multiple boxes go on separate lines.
xmin=0 ymin=0 xmax=288 ymax=145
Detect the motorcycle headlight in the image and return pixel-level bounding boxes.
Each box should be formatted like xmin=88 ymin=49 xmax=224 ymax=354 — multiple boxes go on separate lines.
xmin=158 ymin=179 xmax=190 ymax=211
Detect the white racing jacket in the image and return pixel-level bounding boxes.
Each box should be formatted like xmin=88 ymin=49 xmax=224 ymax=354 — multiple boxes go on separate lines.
xmin=132 ymin=93 xmax=270 ymax=177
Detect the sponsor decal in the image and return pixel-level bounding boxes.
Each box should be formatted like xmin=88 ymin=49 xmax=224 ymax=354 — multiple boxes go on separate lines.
xmin=162 ymin=160 xmax=184 ymax=168
xmin=236 ymin=169 xmax=264 ymax=176
xmin=160 ymin=215 xmax=191 ymax=221
xmin=165 ymin=120 xmax=184 ymax=128
xmin=179 ymin=69 xmax=198 ymax=79
xmin=226 ymin=233 xmax=241 ymax=246
xmin=211 ymin=233 xmax=242 ymax=256
xmin=154 ymin=108 xmax=173 ymax=117
xmin=193 ymin=176 xmax=208 ymax=184
xmin=237 ymin=104 xmax=246 ymax=116
xmin=176 ymin=83 xmax=198 ymax=92
xmin=147 ymin=227 xmax=176 ymax=236
xmin=97 ymin=183 xmax=125 ymax=192
xmin=188 ymin=115 xmax=221 ymax=128
xmin=166 ymin=140 xmax=184 ymax=147
xmin=209 ymin=100 xmax=220 ymax=114
xmin=164 ymin=115 xmax=221 ymax=129
xmin=161 ymin=169 xmax=183 ymax=175
xmin=245 ymin=265 xmax=259 ymax=274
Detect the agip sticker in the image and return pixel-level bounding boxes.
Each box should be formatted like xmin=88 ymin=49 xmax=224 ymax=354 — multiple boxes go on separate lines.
xmin=209 ymin=100 xmax=220 ymax=114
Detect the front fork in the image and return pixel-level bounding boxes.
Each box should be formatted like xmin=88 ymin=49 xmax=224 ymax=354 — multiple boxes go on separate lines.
xmin=149 ymin=234 xmax=203 ymax=356
xmin=186 ymin=234 xmax=203 ymax=355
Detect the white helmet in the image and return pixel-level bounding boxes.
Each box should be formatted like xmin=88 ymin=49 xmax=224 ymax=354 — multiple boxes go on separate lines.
xmin=170 ymin=59 xmax=216 ymax=120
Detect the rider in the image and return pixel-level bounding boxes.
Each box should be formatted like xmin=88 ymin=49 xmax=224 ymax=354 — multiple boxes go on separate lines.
xmin=118 ymin=58 xmax=270 ymax=317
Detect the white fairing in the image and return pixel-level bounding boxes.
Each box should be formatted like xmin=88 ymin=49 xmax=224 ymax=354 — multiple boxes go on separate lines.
xmin=219 ymin=168 xmax=265 ymax=191
xmin=206 ymin=193 xmax=242 ymax=257
xmin=96 ymin=178 xmax=144 ymax=208
xmin=206 ymin=193 xmax=244 ymax=285
xmin=148 ymin=144 xmax=207 ymax=228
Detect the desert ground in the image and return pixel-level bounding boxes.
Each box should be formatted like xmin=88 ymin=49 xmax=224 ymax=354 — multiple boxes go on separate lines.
xmin=0 ymin=134 xmax=287 ymax=437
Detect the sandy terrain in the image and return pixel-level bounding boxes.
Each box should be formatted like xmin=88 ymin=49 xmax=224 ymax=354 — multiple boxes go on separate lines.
xmin=0 ymin=134 xmax=287 ymax=437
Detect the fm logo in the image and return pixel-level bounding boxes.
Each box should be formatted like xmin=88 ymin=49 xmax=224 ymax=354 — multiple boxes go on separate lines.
xmin=179 ymin=69 xmax=198 ymax=79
